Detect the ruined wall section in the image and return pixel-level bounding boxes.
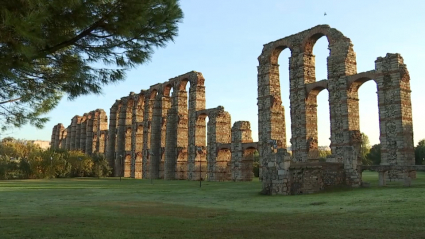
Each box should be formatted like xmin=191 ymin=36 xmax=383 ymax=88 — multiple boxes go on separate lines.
xmin=79 ymin=114 xmax=87 ymax=152
xmin=159 ymin=86 xmax=172 ymax=178
xmin=375 ymin=54 xmax=414 ymax=179
xmin=231 ymin=121 xmax=256 ymax=181
xmin=107 ymin=101 xmax=120 ymax=172
xmin=52 ymin=109 xmax=108 ymax=155
xmin=51 ymin=70 xmax=256 ymax=182
xmin=85 ymin=112 xmax=94 ymax=154
xmin=206 ymin=106 xmax=231 ymax=181
xmin=59 ymin=128 xmax=67 ymax=149
xmin=124 ymin=94 xmax=134 ymax=177
xmin=131 ymin=92 xmax=145 ymax=179
xmin=70 ymin=116 xmax=81 ymax=150
xmin=187 ymin=72 xmax=206 ymax=180
xmin=142 ymin=90 xmax=155 ymax=178
xmin=150 ymin=85 xmax=164 ymax=179
xmin=115 ymin=97 xmax=128 ymax=177
xmin=95 ymin=109 xmax=108 ymax=154
xmin=50 ymin=123 xmax=65 ymax=149
xmin=65 ymin=126 xmax=71 ymax=149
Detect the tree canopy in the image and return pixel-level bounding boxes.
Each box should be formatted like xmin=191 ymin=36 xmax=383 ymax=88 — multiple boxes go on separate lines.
xmin=366 ymin=144 xmax=381 ymax=165
xmin=414 ymin=139 xmax=425 ymax=165
xmin=0 ymin=0 xmax=183 ymax=130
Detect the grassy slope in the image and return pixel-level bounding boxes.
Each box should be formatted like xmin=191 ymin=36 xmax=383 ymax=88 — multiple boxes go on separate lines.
xmin=0 ymin=172 xmax=424 ymax=239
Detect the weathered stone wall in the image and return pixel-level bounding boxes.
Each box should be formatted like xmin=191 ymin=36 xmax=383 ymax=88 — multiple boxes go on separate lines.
xmin=258 ymin=25 xmax=415 ymax=194
xmin=51 ymin=71 xmax=257 ymax=182
xmin=50 ymin=123 xmax=65 ymax=149
xmin=131 ymin=92 xmax=145 ymax=179
xmin=231 ymin=121 xmax=256 ymax=181
xmin=51 ymin=110 xmax=108 ymax=156
xmin=261 ymin=149 xmax=346 ymax=195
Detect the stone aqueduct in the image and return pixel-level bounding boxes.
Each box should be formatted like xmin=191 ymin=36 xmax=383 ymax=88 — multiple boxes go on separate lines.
xmin=51 ymin=71 xmax=257 ymax=181
xmin=51 ymin=25 xmax=417 ymax=194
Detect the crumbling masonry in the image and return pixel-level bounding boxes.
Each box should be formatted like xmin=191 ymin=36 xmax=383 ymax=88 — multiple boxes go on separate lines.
xmin=51 ymin=71 xmax=257 ymax=181
xmin=258 ymin=25 xmax=415 ymax=195
xmin=51 ymin=25 xmax=418 ymax=194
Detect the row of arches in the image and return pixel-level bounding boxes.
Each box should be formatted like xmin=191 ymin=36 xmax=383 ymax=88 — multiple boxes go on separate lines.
xmin=51 ymin=109 xmax=108 ymax=155
xmin=258 ymin=25 xmax=414 ymax=186
xmin=101 ymin=71 xmax=258 ymax=181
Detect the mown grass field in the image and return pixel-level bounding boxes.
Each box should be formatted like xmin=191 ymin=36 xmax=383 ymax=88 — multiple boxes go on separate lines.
xmin=0 ymin=172 xmax=424 ymax=239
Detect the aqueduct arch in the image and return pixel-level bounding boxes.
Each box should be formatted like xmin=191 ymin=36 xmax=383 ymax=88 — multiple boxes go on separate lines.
xmin=51 ymin=25 xmax=415 ymax=193
xmin=259 ymin=25 xmax=415 ymax=194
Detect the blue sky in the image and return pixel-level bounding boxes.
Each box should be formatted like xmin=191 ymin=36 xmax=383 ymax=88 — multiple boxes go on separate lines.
xmin=5 ymin=0 xmax=425 ymax=147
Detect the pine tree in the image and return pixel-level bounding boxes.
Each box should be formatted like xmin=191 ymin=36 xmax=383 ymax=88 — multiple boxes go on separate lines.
xmin=0 ymin=0 xmax=183 ymax=130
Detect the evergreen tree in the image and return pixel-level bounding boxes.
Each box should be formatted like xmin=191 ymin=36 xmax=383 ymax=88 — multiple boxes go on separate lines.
xmin=0 ymin=0 xmax=183 ymax=130
xmin=366 ymin=144 xmax=381 ymax=165
xmin=414 ymin=139 xmax=425 ymax=165
xmin=360 ymin=132 xmax=371 ymax=165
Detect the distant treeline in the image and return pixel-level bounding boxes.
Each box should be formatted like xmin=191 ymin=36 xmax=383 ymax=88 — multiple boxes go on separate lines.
xmin=0 ymin=137 xmax=111 ymax=180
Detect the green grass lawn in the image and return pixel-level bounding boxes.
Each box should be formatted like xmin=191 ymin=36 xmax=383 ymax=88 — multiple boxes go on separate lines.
xmin=0 ymin=172 xmax=424 ymax=239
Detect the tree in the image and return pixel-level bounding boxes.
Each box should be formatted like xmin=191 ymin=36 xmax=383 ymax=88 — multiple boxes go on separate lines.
xmin=318 ymin=149 xmax=331 ymax=161
xmin=414 ymin=139 xmax=425 ymax=165
xmin=366 ymin=144 xmax=381 ymax=165
xmin=0 ymin=0 xmax=183 ymax=130
xmin=360 ymin=133 xmax=371 ymax=165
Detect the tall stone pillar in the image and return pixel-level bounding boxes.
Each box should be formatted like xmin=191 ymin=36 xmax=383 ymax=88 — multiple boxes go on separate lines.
xmin=56 ymin=124 xmax=65 ymax=149
xmin=85 ymin=111 xmax=94 ymax=155
xmin=376 ymin=53 xmax=414 ymax=179
xmin=187 ymin=73 xmax=206 ymax=180
xmin=79 ymin=115 xmax=87 ymax=152
xmin=75 ymin=118 xmax=82 ymax=151
xmin=123 ymin=96 xmax=134 ymax=177
xmin=51 ymin=125 xmax=58 ymax=149
xmin=65 ymin=126 xmax=71 ymax=150
xmin=131 ymin=92 xmax=145 ymax=178
xmin=142 ymin=91 xmax=155 ymax=178
xmin=257 ymin=61 xmax=286 ymax=179
xmin=60 ymin=128 xmax=68 ymax=149
xmin=70 ymin=116 xmax=81 ymax=150
xmin=160 ymin=93 xmax=172 ymax=178
xmin=97 ymin=130 xmax=108 ymax=154
xmin=231 ymin=121 xmax=254 ymax=181
xmin=107 ymin=101 xmax=120 ymax=172
xmin=95 ymin=109 xmax=108 ymax=154
xmin=115 ymin=97 xmax=127 ymax=177
xmin=150 ymin=91 xmax=164 ymax=179
xmin=290 ymin=52 xmax=315 ymax=162
xmin=164 ymin=81 xmax=189 ymax=180
xmin=207 ymin=107 xmax=231 ymax=181
xmin=326 ymin=38 xmax=359 ymax=186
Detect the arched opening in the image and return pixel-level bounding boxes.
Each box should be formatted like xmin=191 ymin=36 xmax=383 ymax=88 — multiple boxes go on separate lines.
xmin=298 ymin=34 xmax=332 ymax=161
xmin=313 ymin=37 xmax=331 ymax=152
xmin=124 ymin=154 xmax=131 ymax=177
xmin=346 ymin=76 xmax=379 ymax=168
xmin=306 ymin=87 xmax=330 ymax=159
xmin=242 ymin=146 xmax=257 ymax=181
xmin=317 ymin=90 xmax=331 ymax=152
xmin=216 ymin=147 xmax=231 ymax=181
xmin=357 ymin=79 xmax=379 ymax=165
xmin=125 ymin=127 xmax=132 ymax=151
xmin=312 ymin=36 xmax=329 ymax=81
xmin=135 ymin=152 xmax=142 ymax=179
xmin=277 ymin=48 xmax=291 ymax=149
xmin=195 ymin=113 xmax=208 ymax=181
